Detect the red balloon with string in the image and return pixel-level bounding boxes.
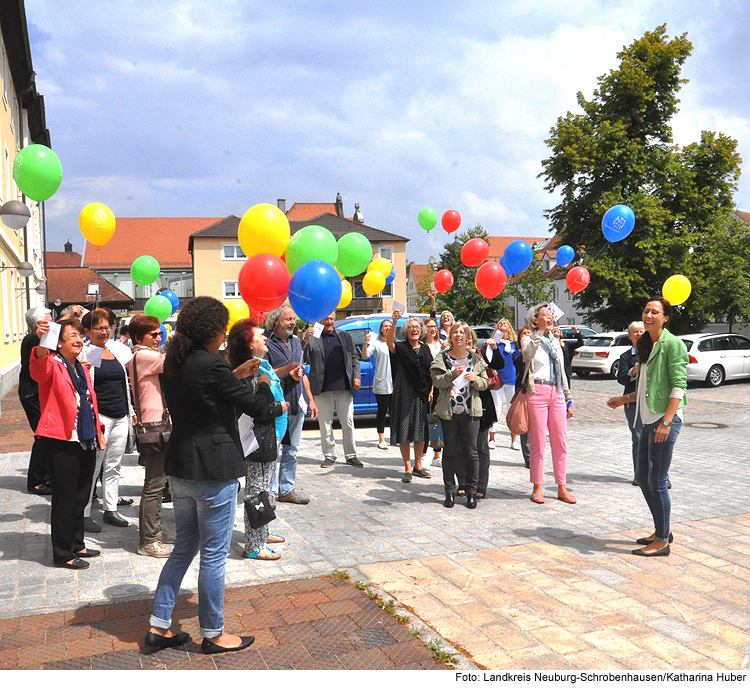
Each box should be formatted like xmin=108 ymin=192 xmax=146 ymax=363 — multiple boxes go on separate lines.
xmin=433 ymin=269 xmax=454 ymax=293
xmin=442 ymin=210 xmax=461 ymax=233
xmin=566 ymin=266 xmax=590 ymax=293
xmin=461 ymin=238 xmax=489 ymax=267
xmin=475 ymin=262 xmax=507 ymax=299
xmin=238 ymin=253 xmax=290 ymax=311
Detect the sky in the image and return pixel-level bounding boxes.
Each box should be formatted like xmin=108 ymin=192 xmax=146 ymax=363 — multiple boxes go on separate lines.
xmin=24 ymin=0 xmax=750 ymax=264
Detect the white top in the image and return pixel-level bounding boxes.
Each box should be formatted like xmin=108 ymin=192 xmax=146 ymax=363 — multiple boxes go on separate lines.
xmin=532 ymin=340 xmax=560 ymax=382
xmin=368 ymin=338 xmax=393 ymax=395
xmin=637 ymin=363 xmax=683 ymax=426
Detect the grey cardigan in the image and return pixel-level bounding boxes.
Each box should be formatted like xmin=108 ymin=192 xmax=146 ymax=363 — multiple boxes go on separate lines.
xmin=520 ymin=332 xmax=572 ymax=402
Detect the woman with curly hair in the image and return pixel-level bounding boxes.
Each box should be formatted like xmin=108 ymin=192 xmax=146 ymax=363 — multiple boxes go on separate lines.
xmin=144 ymin=297 xmax=279 ymax=656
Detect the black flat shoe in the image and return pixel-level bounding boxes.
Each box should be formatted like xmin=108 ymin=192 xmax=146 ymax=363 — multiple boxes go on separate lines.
xmin=636 ymin=532 xmax=673 ymax=546
xmin=466 ymin=494 xmax=477 ymax=509
xmin=117 ymin=497 xmax=134 ymax=507
xmin=84 ymin=516 xmax=102 ymax=533
xmin=54 ymin=558 xmax=89 ymax=570
xmin=75 ymin=548 xmax=101 ymax=558
xmin=28 ymin=484 xmax=52 ymax=496
xmin=201 ymin=636 xmax=255 ymax=655
xmin=632 ymin=545 xmax=670 ymax=557
xmin=443 ymin=493 xmax=455 ymax=508
xmin=143 ymin=631 xmax=191 ymax=655
xmin=103 ymin=511 xmax=129 ymax=527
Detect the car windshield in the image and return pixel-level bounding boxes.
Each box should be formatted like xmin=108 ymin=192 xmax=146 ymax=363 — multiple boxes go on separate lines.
xmin=582 ymin=337 xmax=614 ymax=347
xmin=681 ymin=339 xmax=693 ymax=351
xmin=473 ymin=328 xmax=493 ymax=338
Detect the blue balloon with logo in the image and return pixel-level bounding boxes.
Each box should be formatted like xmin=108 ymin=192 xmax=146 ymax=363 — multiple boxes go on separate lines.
xmin=385 ymin=268 xmax=396 ymax=286
xmin=556 ymin=245 xmax=575 ymax=267
xmin=159 ymin=288 xmax=179 ymax=313
xmin=504 ymin=240 xmax=534 ymax=274
xmin=288 ymin=260 xmax=341 ymax=323
xmin=158 ymin=323 xmax=168 ymax=347
xmin=602 ymin=204 xmax=635 ymax=242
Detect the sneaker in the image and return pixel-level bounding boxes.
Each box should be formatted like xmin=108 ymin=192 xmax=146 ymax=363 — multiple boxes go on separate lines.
xmin=511 ymin=441 xmax=520 ymax=451
xmin=401 ymin=472 xmax=413 ymax=483
xmin=488 ymin=440 xmax=496 ymax=450
xmin=157 ymin=529 xmax=175 ymax=543
xmin=138 ymin=541 xmax=171 ymax=558
xmin=346 ymin=456 xmax=364 ymax=468
xmin=84 ymin=516 xmax=102 ymax=533
xmin=320 ymin=457 xmax=336 ymax=469
xmin=277 ymin=489 xmax=310 ymax=505
xmin=431 ymin=457 xmax=441 ymax=468
xmin=377 ymin=442 xmax=389 ymax=450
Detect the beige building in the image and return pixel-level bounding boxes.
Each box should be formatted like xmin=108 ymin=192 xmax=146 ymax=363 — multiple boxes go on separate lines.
xmin=190 ymin=197 xmax=409 ymax=317
xmin=0 ymin=2 xmax=52 ymax=408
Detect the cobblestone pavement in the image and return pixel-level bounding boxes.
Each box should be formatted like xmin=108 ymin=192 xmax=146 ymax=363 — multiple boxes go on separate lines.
xmin=1 ymin=374 xmax=749 ymax=669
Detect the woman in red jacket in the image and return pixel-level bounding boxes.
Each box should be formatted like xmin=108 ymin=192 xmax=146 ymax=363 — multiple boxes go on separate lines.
xmin=30 ymin=318 xmax=104 ymax=570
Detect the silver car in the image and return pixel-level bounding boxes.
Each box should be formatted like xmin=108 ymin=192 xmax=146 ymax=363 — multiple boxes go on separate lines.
xmin=679 ymin=333 xmax=750 ymax=387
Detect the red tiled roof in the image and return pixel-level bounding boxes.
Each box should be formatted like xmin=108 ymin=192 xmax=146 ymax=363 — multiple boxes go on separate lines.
xmin=286 ymin=203 xmax=339 ymax=221
xmin=45 ymin=251 xmax=82 ymax=268
xmin=735 ymin=210 xmax=750 ymax=223
xmin=82 ymin=217 xmax=222 ymax=270
xmin=409 ymin=263 xmax=432 ymax=287
xmin=46 ymin=268 xmax=133 ymax=304
xmin=487 ymin=236 xmax=549 ymax=261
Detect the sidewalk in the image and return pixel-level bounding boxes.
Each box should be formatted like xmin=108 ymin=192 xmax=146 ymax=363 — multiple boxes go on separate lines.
xmin=1 ymin=377 xmax=750 ymax=669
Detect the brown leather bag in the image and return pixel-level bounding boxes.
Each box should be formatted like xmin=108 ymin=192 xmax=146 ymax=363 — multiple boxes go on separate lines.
xmin=506 ymin=390 xmax=529 ymax=435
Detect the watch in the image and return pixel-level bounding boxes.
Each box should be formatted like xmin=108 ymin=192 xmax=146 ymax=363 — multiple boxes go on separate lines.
xmin=662 ymin=418 xmax=672 ymax=427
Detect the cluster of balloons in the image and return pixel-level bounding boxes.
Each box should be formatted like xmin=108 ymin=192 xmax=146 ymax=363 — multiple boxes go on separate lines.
xmin=418 ymin=207 xmax=462 ymax=233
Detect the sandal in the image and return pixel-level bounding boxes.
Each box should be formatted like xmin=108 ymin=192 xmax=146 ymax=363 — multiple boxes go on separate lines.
xmin=242 ymin=548 xmax=281 ymax=560
xmin=267 ymin=534 xmax=285 ymax=544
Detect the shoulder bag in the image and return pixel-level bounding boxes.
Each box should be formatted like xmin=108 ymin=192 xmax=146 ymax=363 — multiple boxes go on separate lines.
xmin=244 ymin=492 xmax=276 ymax=529
xmin=132 ymin=351 xmax=171 ymax=455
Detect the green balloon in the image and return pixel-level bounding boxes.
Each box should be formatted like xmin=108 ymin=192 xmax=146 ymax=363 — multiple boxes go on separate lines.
xmin=144 ymin=295 xmax=172 ymax=322
xmin=13 ymin=144 xmax=63 ymax=202
xmin=286 ymin=225 xmax=338 ymax=274
xmin=336 ymin=232 xmax=373 ymax=277
xmin=418 ymin=207 xmax=438 ymax=231
xmin=131 ymin=255 xmax=161 ymax=286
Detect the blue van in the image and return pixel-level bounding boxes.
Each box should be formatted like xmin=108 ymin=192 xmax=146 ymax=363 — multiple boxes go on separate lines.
xmin=334 ymin=313 xmax=429 ymax=415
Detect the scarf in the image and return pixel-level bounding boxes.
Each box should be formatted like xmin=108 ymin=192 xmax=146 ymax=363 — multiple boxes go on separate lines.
xmin=259 ymin=358 xmax=288 ymax=440
xmin=538 ymin=333 xmax=564 ymax=391
xmin=394 ymin=341 xmax=432 ymax=399
xmin=59 ymin=353 xmax=98 ymax=447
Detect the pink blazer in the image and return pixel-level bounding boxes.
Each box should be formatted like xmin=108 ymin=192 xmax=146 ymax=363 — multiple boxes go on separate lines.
xmin=30 ymin=351 xmax=104 ymax=446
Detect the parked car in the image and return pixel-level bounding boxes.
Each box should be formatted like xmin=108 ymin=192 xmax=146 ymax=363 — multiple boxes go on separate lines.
xmin=679 ymin=333 xmax=750 ymax=387
xmin=571 ymin=332 xmax=632 ymax=377
xmin=472 ymin=325 xmax=495 ymax=349
xmin=558 ymin=325 xmax=598 ymax=344
xmin=335 ymin=313 xmax=429 ymax=414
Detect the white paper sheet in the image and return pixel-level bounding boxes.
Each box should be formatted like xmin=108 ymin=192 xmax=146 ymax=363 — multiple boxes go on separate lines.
xmin=238 ymin=414 xmax=259 ymax=456
xmin=452 ymin=371 xmax=470 ymax=391
xmin=484 ymin=346 xmax=493 ymax=363
xmin=39 ymin=323 xmax=61 ymax=350
xmin=86 ymin=344 xmax=105 ymax=368
xmin=392 ymin=301 xmax=406 ymax=314
xmin=312 ymin=322 xmax=324 ymax=338
xmin=546 ymin=301 xmax=565 ymax=321
xmin=298 ymin=392 xmax=307 ymax=413
xmin=492 ymin=329 xmax=503 ymax=344
xmin=106 ymin=339 xmax=134 ymax=365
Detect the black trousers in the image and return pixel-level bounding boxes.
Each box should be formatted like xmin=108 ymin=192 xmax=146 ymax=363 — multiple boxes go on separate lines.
xmin=375 ymin=393 xmax=391 ymax=434
xmin=20 ymin=395 xmax=48 ymax=489
xmin=477 ymin=428 xmax=490 ymax=495
xmin=441 ymin=414 xmax=480 ymax=495
xmin=39 ymin=438 xmax=96 ymax=563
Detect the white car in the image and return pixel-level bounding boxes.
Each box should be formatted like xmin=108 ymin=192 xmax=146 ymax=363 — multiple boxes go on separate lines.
xmin=571 ymin=332 xmax=632 ymax=378
xmin=679 ymin=333 xmax=750 ymax=387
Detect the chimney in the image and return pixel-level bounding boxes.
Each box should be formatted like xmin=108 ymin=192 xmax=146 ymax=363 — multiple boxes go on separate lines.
xmin=353 ymin=203 xmax=364 ymax=224
xmin=64 ymin=240 xmax=73 ymax=253
xmin=336 ymin=192 xmax=344 ymax=217
xmin=277 ymin=198 xmax=286 ymax=214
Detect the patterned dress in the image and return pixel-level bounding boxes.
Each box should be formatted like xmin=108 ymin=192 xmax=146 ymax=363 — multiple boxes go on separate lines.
xmin=389 ymin=341 xmax=431 ymax=445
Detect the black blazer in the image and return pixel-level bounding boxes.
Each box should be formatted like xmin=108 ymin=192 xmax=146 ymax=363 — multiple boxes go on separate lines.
xmin=477 ymin=344 xmax=506 ymax=432
xmin=162 ymin=346 xmax=274 ymax=481
xmin=617 ymin=346 xmax=638 ymax=395
xmin=303 ymin=329 xmax=361 ymax=396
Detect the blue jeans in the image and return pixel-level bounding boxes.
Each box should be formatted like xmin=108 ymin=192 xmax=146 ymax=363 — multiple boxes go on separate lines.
xmin=623 ymin=402 xmax=642 ymax=478
xmin=636 ymin=416 xmax=681 ymax=542
xmin=150 ymin=476 xmax=237 ymax=638
xmin=276 ymin=410 xmax=305 ymax=497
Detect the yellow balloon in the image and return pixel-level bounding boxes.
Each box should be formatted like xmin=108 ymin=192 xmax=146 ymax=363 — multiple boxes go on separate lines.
xmin=337 ymin=279 xmax=352 ymax=308
xmin=662 ymin=274 xmax=691 ymax=306
xmin=79 ymin=203 xmax=116 ymax=248
xmin=225 ymin=299 xmax=249 ymax=331
xmin=362 ymin=270 xmax=386 ymax=296
xmin=367 ymin=257 xmax=392 ymax=277
xmin=238 ymin=203 xmax=290 ymax=257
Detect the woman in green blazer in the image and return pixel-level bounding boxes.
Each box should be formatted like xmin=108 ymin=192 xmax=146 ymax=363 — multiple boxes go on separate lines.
xmin=608 ymin=296 xmax=687 ymax=557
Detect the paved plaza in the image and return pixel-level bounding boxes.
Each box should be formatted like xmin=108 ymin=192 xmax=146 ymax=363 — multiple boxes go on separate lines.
xmin=0 ymin=375 xmax=749 ymax=669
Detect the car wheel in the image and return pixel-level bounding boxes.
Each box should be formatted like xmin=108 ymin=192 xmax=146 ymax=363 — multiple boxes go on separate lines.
xmin=706 ymin=365 xmax=725 ymax=388
xmin=610 ymin=359 xmax=620 ymax=377
xmin=575 ymin=370 xmax=590 ymax=378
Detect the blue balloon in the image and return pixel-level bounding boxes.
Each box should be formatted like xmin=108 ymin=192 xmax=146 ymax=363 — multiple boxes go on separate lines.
xmin=159 ymin=288 xmax=179 ymax=313
xmin=499 ymin=255 xmax=510 ymax=274
xmin=385 ymin=268 xmax=396 ymax=286
xmin=288 ymin=260 xmax=341 ymax=323
xmin=504 ymin=240 xmax=534 ymax=275
xmin=556 ymin=245 xmax=575 ymax=267
xmin=602 ymin=204 xmax=635 ymax=242
xmin=158 ymin=323 xmax=168 ymax=347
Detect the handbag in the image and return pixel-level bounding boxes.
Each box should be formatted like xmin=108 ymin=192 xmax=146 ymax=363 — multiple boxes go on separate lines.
xmin=244 ymin=492 xmax=276 ymax=529
xmin=426 ymin=411 xmax=444 ymax=446
xmin=486 ymin=367 xmax=503 ymax=390
xmin=132 ymin=351 xmax=172 ymax=455
xmin=506 ymin=390 xmax=529 ymax=435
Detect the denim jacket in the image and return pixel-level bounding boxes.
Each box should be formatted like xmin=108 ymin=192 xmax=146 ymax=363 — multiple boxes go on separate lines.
xmin=637 ymin=328 xmax=688 ymax=414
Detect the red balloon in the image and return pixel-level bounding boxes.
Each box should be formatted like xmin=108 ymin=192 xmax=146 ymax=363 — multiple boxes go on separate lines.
xmin=248 ymin=306 xmax=268 ymax=324
xmin=566 ymin=266 xmax=590 ymax=293
xmin=238 ymin=254 xmax=290 ymax=311
xmin=461 ymin=238 xmax=489 ymax=267
xmin=433 ymin=269 xmax=454 ymax=294
xmin=475 ymin=262 xmax=507 ymax=299
xmin=442 ymin=210 xmax=461 ymax=233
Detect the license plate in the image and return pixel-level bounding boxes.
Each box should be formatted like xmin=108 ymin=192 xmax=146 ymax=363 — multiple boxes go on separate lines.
xmin=579 ymin=352 xmax=593 ymax=358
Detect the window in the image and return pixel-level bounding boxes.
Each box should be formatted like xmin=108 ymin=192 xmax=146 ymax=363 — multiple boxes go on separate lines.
xmin=223 ymin=281 xmax=239 ymax=298
xmin=222 ymin=243 xmax=246 ymax=261
xmin=566 ymin=317 xmax=576 ymax=325
xmin=4 ymin=145 xmax=9 ymax=204
xmin=377 ymin=246 xmax=393 ymax=261
xmin=565 ymin=289 xmax=573 ymax=301
xmin=731 ymin=335 xmax=750 ymax=350
xmin=2 ymin=256 xmax=9 ymax=342
xmin=714 ymin=336 xmax=732 ymax=352
xmin=382 ymin=283 xmax=393 ymax=298
xmin=1 ymin=39 xmax=7 ymax=108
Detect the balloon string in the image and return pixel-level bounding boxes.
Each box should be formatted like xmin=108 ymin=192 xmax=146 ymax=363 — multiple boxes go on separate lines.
xmin=586 ymin=243 xmax=610 ymax=264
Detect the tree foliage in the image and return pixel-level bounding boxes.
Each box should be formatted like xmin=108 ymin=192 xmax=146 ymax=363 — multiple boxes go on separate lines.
xmin=540 ymin=25 xmax=744 ymax=333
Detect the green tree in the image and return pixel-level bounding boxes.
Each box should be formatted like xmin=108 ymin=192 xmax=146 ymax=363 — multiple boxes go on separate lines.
xmin=540 ymin=25 xmax=743 ymax=333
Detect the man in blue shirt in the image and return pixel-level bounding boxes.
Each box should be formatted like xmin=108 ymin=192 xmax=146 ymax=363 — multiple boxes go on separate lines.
xmin=265 ymin=304 xmax=317 ymax=504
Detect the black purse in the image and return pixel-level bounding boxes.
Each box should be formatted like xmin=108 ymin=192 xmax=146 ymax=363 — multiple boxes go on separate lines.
xmin=132 ymin=351 xmax=172 ymax=455
xmin=244 ymin=492 xmax=276 ymax=529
